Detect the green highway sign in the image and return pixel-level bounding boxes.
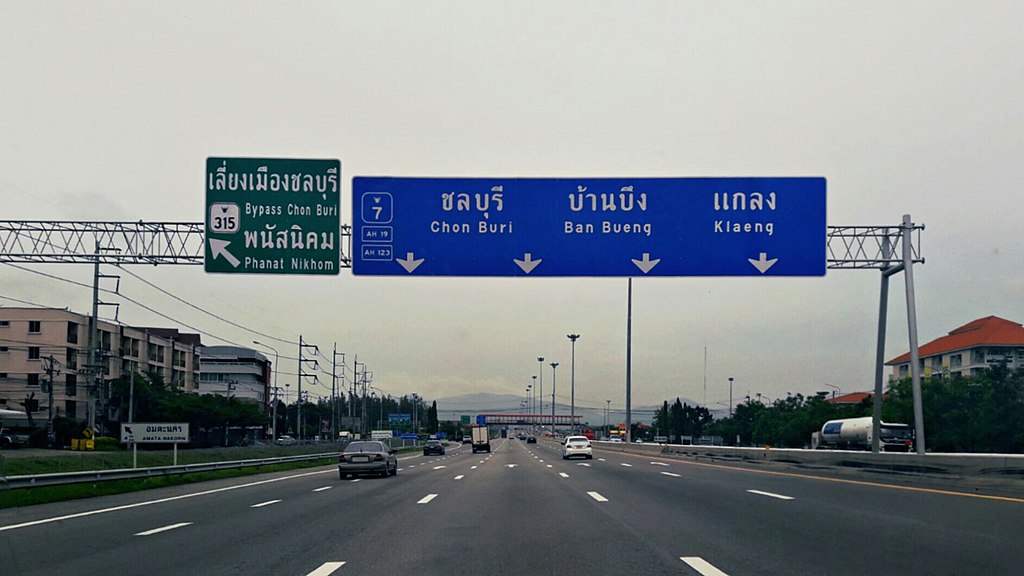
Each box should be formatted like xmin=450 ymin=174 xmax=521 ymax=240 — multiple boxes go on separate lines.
xmin=460 ymin=415 xmax=471 ymax=425
xmin=205 ymin=157 xmax=341 ymax=274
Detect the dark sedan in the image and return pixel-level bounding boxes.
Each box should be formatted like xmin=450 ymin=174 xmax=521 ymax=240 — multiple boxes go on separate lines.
xmin=338 ymin=441 xmax=397 ymax=479
xmin=422 ymin=439 xmax=445 ymax=456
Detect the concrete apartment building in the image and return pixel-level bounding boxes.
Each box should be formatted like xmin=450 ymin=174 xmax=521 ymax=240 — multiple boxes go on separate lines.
xmin=198 ymin=345 xmax=272 ymax=409
xmin=887 ymin=316 xmax=1024 ymax=380
xmin=0 ymin=307 xmax=201 ymax=421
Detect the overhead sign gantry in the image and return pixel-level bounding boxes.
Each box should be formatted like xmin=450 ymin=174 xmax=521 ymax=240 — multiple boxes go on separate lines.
xmin=205 ymin=157 xmax=341 ymax=275
xmin=352 ymin=177 xmax=826 ymax=277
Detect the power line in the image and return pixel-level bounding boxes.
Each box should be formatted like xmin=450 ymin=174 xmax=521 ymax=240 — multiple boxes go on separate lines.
xmin=115 ymin=265 xmax=294 ymax=347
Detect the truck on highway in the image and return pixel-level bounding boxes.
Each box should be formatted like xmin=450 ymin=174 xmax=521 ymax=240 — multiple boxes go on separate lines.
xmin=471 ymin=425 xmax=491 ymax=453
xmin=812 ymin=416 xmax=914 ymax=452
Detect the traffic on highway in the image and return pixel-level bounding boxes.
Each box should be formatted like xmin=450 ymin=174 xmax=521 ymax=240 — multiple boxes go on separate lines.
xmin=2 ymin=435 xmax=1021 ymax=575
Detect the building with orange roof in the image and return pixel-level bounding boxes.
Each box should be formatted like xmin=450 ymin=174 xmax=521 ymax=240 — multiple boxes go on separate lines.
xmin=886 ymin=316 xmax=1024 ymax=381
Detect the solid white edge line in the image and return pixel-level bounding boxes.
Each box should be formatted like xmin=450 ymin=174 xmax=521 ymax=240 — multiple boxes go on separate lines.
xmin=587 ymin=491 xmax=608 ymax=502
xmin=417 ymin=494 xmax=438 ymax=504
xmin=680 ymin=556 xmax=729 ymax=576
xmin=134 ymin=522 xmax=194 ymax=536
xmin=306 ymin=561 xmax=347 ymax=576
xmin=747 ymin=489 xmax=795 ymax=500
xmin=0 ymin=468 xmax=332 ymax=533
xmin=251 ymin=499 xmax=282 ymax=508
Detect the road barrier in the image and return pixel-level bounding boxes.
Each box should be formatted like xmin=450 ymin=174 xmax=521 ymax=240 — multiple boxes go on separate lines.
xmin=592 ymin=441 xmax=1024 ymax=480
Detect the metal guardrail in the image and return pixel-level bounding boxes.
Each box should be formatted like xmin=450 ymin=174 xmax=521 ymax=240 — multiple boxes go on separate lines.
xmin=1 ymin=452 xmax=342 ymax=490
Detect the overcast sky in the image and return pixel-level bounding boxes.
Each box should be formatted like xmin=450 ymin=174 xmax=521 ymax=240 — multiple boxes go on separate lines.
xmin=1 ymin=2 xmax=1022 ymax=418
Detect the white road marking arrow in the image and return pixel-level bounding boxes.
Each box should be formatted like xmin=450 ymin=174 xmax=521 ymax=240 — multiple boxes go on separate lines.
xmin=748 ymin=252 xmax=778 ymax=274
xmin=631 ymin=252 xmax=661 ymax=274
xmin=514 ymin=252 xmax=542 ymax=274
xmin=208 ymin=238 xmax=240 ymax=268
xmin=397 ymin=252 xmax=424 ymax=273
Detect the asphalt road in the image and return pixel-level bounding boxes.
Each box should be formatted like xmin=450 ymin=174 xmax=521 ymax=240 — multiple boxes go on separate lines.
xmin=2 ymin=438 xmax=1022 ymax=575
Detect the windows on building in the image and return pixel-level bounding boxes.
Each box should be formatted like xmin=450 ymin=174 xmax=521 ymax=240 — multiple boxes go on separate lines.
xmin=28 ymin=346 xmax=41 ymax=360
xmin=950 ymin=353 xmax=962 ymax=369
xmin=28 ymin=320 xmax=41 ymax=333
xmin=66 ymin=373 xmax=77 ymax=397
xmin=27 ymin=373 xmax=40 ymax=387
xmin=67 ymin=321 xmax=79 ymax=344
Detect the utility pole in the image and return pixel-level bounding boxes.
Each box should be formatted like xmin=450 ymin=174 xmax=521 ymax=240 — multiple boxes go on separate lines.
xmin=567 ymin=334 xmax=580 ymax=435
xmin=43 ymin=356 xmax=60 ymax=447
xmin=297 ymin=336 xmax=319 ymax=442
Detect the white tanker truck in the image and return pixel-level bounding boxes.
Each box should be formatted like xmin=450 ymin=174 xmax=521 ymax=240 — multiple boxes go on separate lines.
xmin=811 ymin=416 xmax=914 ymax=452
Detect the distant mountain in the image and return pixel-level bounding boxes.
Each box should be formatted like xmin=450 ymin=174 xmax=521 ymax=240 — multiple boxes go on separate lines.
xmin=433 ymin=392 xmax=705 ymax=427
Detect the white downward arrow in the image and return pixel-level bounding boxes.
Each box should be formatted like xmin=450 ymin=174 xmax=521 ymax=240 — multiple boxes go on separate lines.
xmin=208 ymin=239 xmax=240 ymax=268
xmin=397 ymin=252 xmax=424 ymax=273
xmin=748 ymin=252 xmax=778 ymax=274
xmin=514 ymin=253 xmax=542 ymax=274
xmin=631 ymin=252 xmax=660 ymax=274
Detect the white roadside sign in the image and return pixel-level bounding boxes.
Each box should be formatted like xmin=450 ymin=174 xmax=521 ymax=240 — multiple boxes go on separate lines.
xmin=121 ymin=422 xmax=190 ymax=444
xmin=371 ymin=430 xmax=393 ymax=440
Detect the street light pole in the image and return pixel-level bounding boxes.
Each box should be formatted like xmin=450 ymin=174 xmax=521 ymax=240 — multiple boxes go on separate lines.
xmin=537 ymin=357 xmax=545 ymax=432
xmin=567 ymin=334 xmax=580 ymax=435
xmin=253 ymin=340 xmax=280 ymax=441
xmin=605 ymin=399 xmax=610 ymax=439
xmin=531 ymin=375 xmax=537 ymax=430
xmin=728 ymin=377 xmax=734 ymax=418
xmin=550 ymin=362 xmax=559 ymax=435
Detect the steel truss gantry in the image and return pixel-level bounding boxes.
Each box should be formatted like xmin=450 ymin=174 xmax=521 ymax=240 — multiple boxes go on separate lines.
xmin=0 ymin=221 xmax=352 ymax=266
xmin=0 ymin=217 xmax=925 ymax=453
xmin=1 ymin=220 xmax=914 ymax=269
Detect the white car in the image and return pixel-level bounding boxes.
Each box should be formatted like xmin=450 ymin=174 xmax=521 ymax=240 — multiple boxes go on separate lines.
xmin=561 ymin=435 xmax=593 ymax=460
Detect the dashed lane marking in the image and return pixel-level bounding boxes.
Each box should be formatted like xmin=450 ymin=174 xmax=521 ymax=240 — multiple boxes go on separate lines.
xmin=651 ymin=461 xmax=670 ymax=466
xmin=621 ymin=463 xmax=633 ymax=467
xmin=747 ymin=489 xmax=794 ymax=500
xmin=559 ymin=473 xmax=570 ymax=478
xmin=454 ymin=475 xmax=465 ymax=480
xmin=587 ymin=491 xmax=609 ymax=502
xmin=134 ymin=522 xmax=193 ymax=537
xmin=313 ymin=486 xmax=333 ymax=492
xmin=306 ymin=562 xmax=346 ymax=576
xmin=417 ymin=494 xmax=439 ymax=504
xmin=661 ymin=472 xmax=681 ymax=478
xmin=251 ymin=500 xmax=282 ymax=508
xmin=681 ymin=557 xmax=729 ymax=576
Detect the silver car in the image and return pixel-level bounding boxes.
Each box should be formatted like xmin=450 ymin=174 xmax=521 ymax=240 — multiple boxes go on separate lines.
xmin=561 ymin=435 xmax=593 ymax=460
xmin=338 ymin=440 xmax=398 ymax=479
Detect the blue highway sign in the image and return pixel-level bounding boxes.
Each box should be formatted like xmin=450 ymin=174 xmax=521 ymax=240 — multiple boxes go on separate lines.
xmin=352 ymin=177 xmax=826 ymax=277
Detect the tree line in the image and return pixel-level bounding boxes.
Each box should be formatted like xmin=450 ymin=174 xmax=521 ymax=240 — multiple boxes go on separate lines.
xmin=659 ymin=364 xmax=1024 ymax=453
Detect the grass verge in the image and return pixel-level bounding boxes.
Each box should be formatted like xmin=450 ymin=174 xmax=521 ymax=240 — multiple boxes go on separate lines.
xmin=0 ymin=456 xmax=338 ymax=509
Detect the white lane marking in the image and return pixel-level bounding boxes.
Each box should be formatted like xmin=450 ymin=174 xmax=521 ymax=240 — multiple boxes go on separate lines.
xmin=306 ymin=561 xmax=347 ymax=576
xmin=621 ymin=463 xmax=633 ymax=467
xmin=134 ymin=522 xmax=193 ymax=536
xmin=417 ymin=494 xmax=439 ymax=504
xmin=506 ymin=464 xmax=517 ymax=468
xmin=471 ymin=466 xmax=478 ymax=470
xmin=598 ymin=458 xmax=606 ymax=462
xmin=397 ymin=468 xmax=405 ymax=471
xmin=454 ymin=475 xmax=465 ymax=480
xmin=661 ymin=472 xmax=681 ymax=478
xmin=313 ymin=486 xmax=333 ymax=492
xmin=587 ymin=491 xmax=609 ymax=502
xmin=0 ymin=468 xmax=333 ymax=534
xmin=434 ymin=466 xmax=447 ymax=470
xmin=251 ymin=499 xmax=282 ymax=508
xmin=747 ymin=489 xmax=794 ymax=500
xmin=651 ymin=461 xmax=669 ymax=466
xmin=559 ymin=473 xmax=570 ymax=478
xmin=479 ymin=460 xmax=485 ymax=464
xmin=681 ymin=557 xmax=729 ymax=576
xmin=539 ymin=460 xmax=544 ymax=463
xmin=546 ymin=465 xmax=553 ymax=468
xmin=577 ymin=463 xmax=591 ymax=467
xmin=350 ymin=479 xmax=362 ymax=483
